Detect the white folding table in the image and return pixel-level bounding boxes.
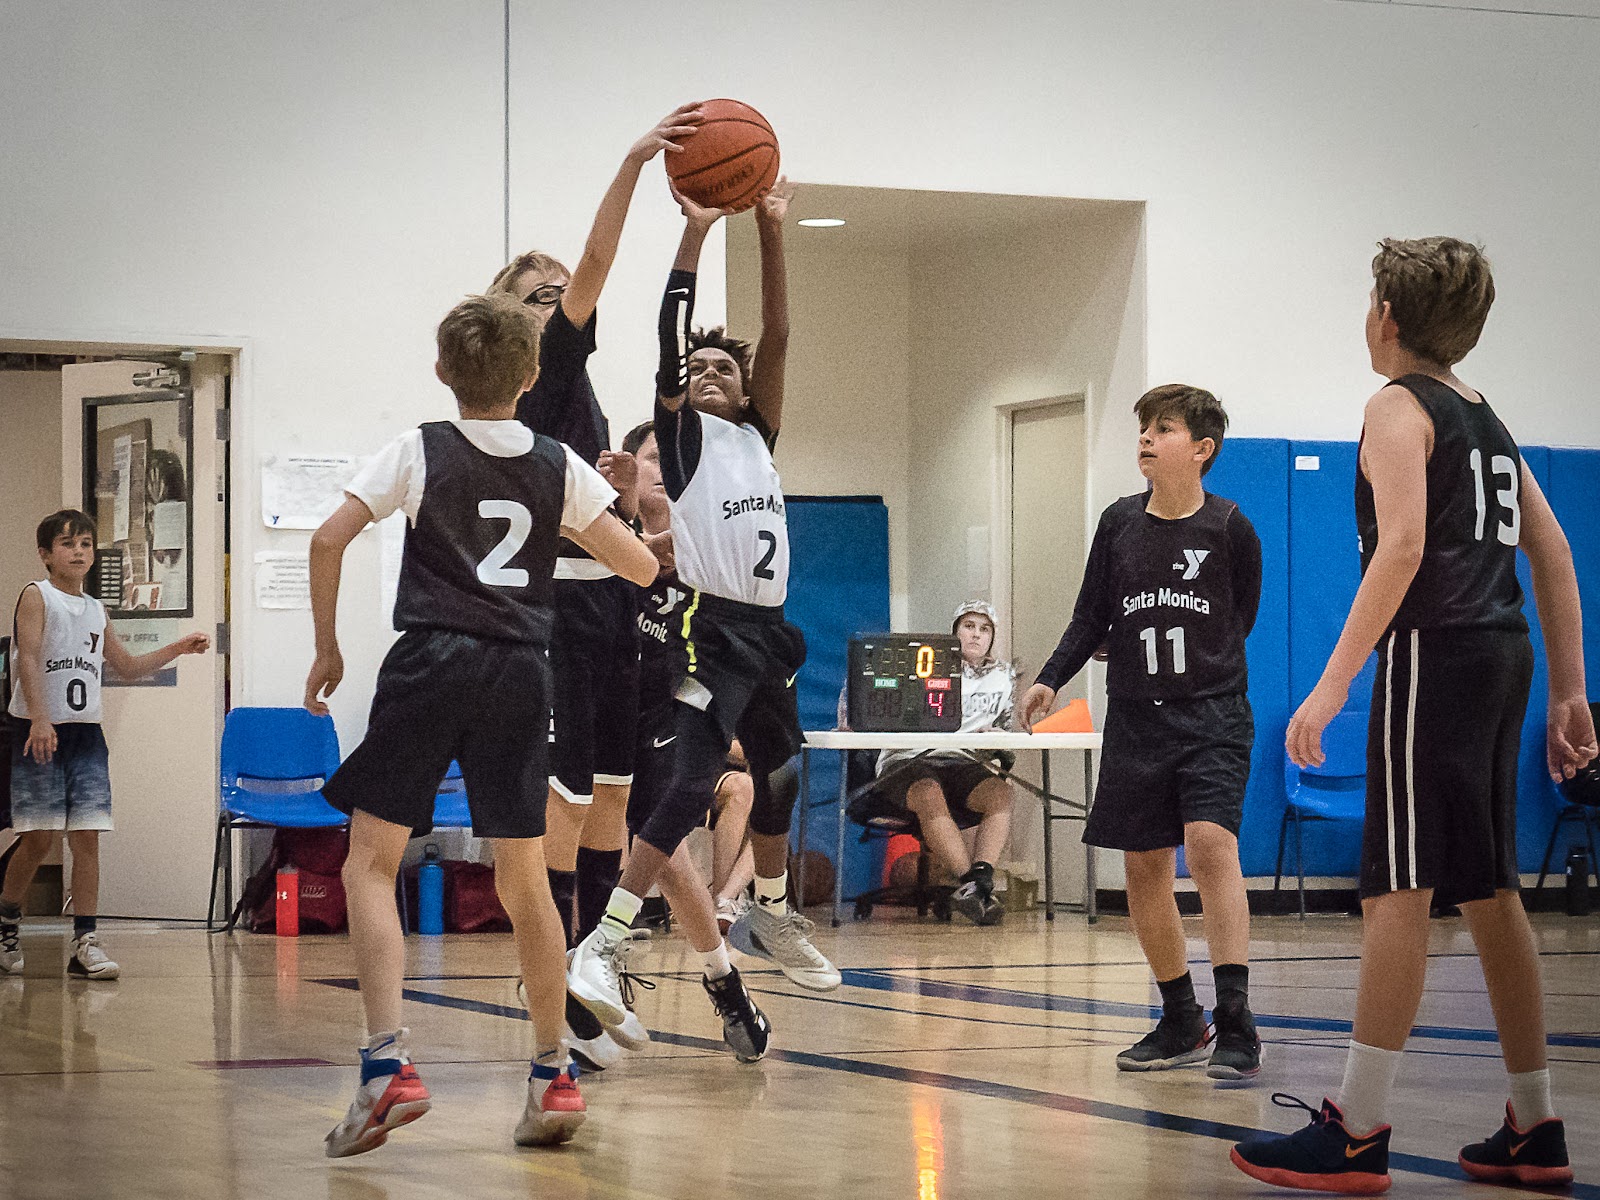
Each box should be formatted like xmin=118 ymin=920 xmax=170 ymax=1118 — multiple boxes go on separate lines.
xmin=796 ymin=730 xmax=1103 ymax=926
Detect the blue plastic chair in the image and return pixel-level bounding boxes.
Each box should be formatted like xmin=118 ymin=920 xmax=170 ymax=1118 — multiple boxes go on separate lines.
xmin=1277 ymin=710 xmax=1368 ymax=919
xmin=210 ymin=707 xmax=346 ymax=931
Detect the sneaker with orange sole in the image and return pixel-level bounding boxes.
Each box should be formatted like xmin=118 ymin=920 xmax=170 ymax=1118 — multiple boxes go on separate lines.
xmin=324 ymin=1030 xmax=432 ymax=1158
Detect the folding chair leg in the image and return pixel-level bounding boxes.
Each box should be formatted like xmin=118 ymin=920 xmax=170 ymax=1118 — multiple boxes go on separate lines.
xmin=916 ymin=845 xmax=931 ymax=918
xmin=207 ymin=815 xmax=227 ymax=931
xmin=1274 ymin=810 xmax=1289 ymax=895
xmin=1587 ymin=811 xmax=1600 ymax=888
xmin=1294 ymin=811 xmax=1307 ymax=920
xmin=1535 ymin=809 xmax=1569 ymax=893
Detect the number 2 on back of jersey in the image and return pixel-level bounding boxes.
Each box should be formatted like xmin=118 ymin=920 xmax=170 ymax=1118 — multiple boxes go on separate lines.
xmin=477 ymin=500 xmax=531 ymax=587
xmin=1139 ymin=626 xmax=1186 ymax=675
xmin=1468 ymin=449 xmax=1520 ymax=546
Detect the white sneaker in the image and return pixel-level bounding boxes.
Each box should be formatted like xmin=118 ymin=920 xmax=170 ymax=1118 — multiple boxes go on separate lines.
xmin=324 ymin=1030 xmax=432 ymax=1158
xmin=513 ymin=1060 xmax=586 ymax=1147
xmin=0 ymin=924 xmax=22 ymax=975
xmin=67 ymin=933 xmax=118 ymax=980
xmin=715 ymin=896 xmax=742 ymax=937
xmin=728 ymin=903 xmax=841 ymax=991
xmin=566 ymin=928 xmax=631 ymax=1027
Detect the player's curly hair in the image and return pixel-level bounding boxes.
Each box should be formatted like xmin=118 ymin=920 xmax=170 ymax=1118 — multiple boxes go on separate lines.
xmin=1371 ymin=237 xmax=1494 ymax=367
xmin=688 ymin=326 xmax=752 ymax=394
xmin=1134 ymin=384 xmax=1229 ymax=475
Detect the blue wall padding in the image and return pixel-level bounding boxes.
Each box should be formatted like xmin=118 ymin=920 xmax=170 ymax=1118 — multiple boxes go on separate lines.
xmin=1544 ymin=449 xmax=1600 ymax=867
xmin=1204 ymin=438 xmax=1292 ymax=877
xmin=783 ymin=496 xmax=891 ymax=900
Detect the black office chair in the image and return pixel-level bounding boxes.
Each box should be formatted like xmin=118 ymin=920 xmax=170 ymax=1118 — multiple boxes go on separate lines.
xmin=843 ymin=751 xmax=954 ymax=921
xmin=1534 ymin=701 xmax=1600 ymax=895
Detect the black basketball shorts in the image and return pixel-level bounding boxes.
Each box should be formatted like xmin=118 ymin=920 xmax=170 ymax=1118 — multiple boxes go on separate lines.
xmin=1360 ymin=626 xmax=1532 ymax=907
xmin=625 ymin=699 xmax=748 ymax=836
xmin=1085 ymin=693 xmax=1254 ymax=852
xmin=871 ymin=754 xmax=1008 ymax=832
xmin=548 ymin=575 xmax=641 ymax=804
xmin=324 ymin=629 xmax=551 ymax=839
xmin=677 ymin=591 xmax=806 ymax=772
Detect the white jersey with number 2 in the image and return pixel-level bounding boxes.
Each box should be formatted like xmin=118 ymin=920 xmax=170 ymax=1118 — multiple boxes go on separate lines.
xmin=8 ymin=579 xmax=107 ymax=724
xmin=669 ymin=412 xmax=790 ymax=607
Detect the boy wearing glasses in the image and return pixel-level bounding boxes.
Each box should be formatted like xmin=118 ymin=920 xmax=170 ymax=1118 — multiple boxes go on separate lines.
xmin=488 ymin=106 xmax=701 ymax=1002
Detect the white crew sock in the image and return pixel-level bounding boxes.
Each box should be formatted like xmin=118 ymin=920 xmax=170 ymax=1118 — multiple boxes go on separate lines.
xmin=597 ymin=887 xmax=644 ymax=940
xmin=755 ymin=872 xmax=788 ymax=913
xmin=702 ymin=940 xmax=733 ymax=981
xmin=1508 ymin=1068 xmax=1556 ymax=1125
xmin=1337 ymin=1041 xmax=1404 ymax=1135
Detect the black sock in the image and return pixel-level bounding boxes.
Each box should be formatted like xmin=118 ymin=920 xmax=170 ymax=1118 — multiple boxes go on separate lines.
xmin=1213 ymin=962 xmax=1249 ymax=1009
xmin=575 ymin=848 xmax=623 ymax=945
xmin=547 ymin=868 xmax=577 ymax=947
xmin=1156 ymin=970 xmax=1199 ymax=1016
xmin=73 ymin=915 xmax=96 ymax=938
xmin=961 ymin=861 xmax=995 ymax=891
xmin=0 ymin=899 xmax=21 ymax=924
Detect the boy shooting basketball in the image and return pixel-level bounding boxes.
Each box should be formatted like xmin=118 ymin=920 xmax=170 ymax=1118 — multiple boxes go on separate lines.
xmin=1232 ymin=238 xmax=1595 ymax=1192
xmin=1021 ymin=385 xmax=1264 ymax=1082
xmin=304 ymin=294 xmax=657 ymax=1156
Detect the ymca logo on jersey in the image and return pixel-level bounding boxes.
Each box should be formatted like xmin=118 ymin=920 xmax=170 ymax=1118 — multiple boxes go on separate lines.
xmin=1172 ymin=549 xmax=1210 ymax=581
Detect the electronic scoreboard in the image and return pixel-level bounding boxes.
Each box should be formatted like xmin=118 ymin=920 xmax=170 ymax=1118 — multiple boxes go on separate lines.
xmin=846 ymin=634 xmax=963 ymax=733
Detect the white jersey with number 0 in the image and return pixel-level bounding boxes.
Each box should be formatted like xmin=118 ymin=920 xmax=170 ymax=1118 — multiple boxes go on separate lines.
xmin=8 ymin=579 xmax=107 ymax=724
xmin=670 ymin=413 xmax=790 ymax=607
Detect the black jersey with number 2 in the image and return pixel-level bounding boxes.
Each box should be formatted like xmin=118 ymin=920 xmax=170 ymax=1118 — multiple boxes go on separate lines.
xmin=1036 ymin=493 xmax=1262 ymax=701
xmin=392 ymin=422 xmax=568 ymax=645
xmin=1355 ymin=374 xmax=1527 ymax=635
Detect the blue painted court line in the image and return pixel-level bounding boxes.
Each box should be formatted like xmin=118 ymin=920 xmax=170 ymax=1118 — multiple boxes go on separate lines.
xmin=845 ymin=970 xmax=1600 ymax=1049
xmin=311 ymin=978 xmax=1600 ymax=1199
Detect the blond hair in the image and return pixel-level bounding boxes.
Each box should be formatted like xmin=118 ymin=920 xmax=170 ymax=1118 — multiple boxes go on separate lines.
xmin=435 ymin=294 xmax=541 ymax=413
xmin=1372 ymin=237 xmax=1495 ymax=367
xmin=488 ymin=249 xmax=569 ymax=298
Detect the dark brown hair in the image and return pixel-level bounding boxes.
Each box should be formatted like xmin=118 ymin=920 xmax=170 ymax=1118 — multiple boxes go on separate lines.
xmin=436 ymin=294 xmax=541 ymax=412
xmin=688 ymin=326 xmax=752 ymax=394
xmin=37 ymin=509 xmax=96 ymax=551
xmin=1134 ymin=384 xmax=1229 ymax=475
xmin=621 ymin=421 xmax=655 ymax=456
xmin=1371 ymin=237 xmax=1495 ymax=367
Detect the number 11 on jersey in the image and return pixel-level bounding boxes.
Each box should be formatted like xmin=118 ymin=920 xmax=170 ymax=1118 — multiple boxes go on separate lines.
xmin=1139 ymin=626 xmax=1187 ymax=675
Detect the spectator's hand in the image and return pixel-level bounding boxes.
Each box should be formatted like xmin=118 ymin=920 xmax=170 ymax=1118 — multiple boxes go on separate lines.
xmin=644 ymin=529 xmax=675 ymax=576
xmin=1018 ymin=683 xmax=1057 ymax=731
xmin=756 ymin=176 xmax=795 ymax=225
xmin=25 ymin=718 xmax=56 ymax=765
xmin=1548 ymin=694 xmax=1599 ymax=782
xmin=304 ymin=649 xmax=344 ymax=717
xmin=628 ymin=101 xmax=704 ymax=165
xmin=671 ymin=179 xmax=735 ymax=229
xmin=173 ymin=632 xmax=210 ymax=656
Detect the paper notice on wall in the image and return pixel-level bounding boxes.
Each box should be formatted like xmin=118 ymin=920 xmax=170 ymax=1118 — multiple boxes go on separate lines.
xmin=261 ymin=454 xmax=356 ymax=529
xmin=113 ymin=435 xmax=133 ymax=542
xmin=254 ymin=550 xmax=311 ymax=609
xmin=378 ymin=513 xmax=406 ymax=626
xmin=151 ymin=500 xmax=186 ymax=551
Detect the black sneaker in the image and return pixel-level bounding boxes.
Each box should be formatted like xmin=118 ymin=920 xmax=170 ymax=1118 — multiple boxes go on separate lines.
xmin=1231 ymin=1095 xmax=1390 ymax=1195
xmin=1116 ymin=1005 xmax=1209 ymax=1071
xmin=702 ymin=967 xmax=770 ymax=1064
xmin=951 ymin=882 xmax=1004 ymax=926
xmin=1207 ymin=998 xmax=1261 ymax=1082
xmin=1459 ymin=1104 xmax=1573 ymax=1187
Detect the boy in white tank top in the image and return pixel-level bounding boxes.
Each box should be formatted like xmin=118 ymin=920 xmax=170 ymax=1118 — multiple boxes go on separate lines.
xmin=1 ymin=510 xmax=209 ymax=980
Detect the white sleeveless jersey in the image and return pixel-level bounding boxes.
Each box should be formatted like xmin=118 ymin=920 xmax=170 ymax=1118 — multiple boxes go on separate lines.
xmin=8 ymin=580 xmax=107 ymax=724
xmin=670 ymin=413 xmax=790 ymax=607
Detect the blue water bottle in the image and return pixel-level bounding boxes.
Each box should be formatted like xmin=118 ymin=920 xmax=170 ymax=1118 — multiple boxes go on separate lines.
xmin=418 ymin=844 xmax=445 ymax=935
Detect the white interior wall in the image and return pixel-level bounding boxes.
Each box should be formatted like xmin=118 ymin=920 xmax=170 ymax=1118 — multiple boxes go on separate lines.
xmin=0 ymin=372 xmax=63 ymax=601
xmin=3 ymin=0 xmax=1597 ymax=740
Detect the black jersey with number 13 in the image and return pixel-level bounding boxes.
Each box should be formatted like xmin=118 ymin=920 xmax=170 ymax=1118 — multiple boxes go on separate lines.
xmin=1355 ymin=374 xmax=1527 ymax=635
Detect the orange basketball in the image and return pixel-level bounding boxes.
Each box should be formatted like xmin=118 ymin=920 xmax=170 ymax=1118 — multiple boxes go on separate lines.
xmin=667 ymin=98 xmax=780 ymax=214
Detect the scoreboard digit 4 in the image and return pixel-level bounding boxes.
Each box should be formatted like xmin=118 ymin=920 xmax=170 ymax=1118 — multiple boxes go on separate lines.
xmin=846 ymin=634 xmax=963 ymax=732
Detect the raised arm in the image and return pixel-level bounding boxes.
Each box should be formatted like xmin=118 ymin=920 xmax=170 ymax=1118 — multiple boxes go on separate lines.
xmin=561 ymin=103 xmax=704 ymax=328
xmin=1518 ymin=464 xmax=1598 ymax=779
xmin=747 ymin=178 xmax=794 ymax=434
xmin=102 ymin=618 xmax=208 ymax=682
xmin=304 ymin=496 xmax=374 ymax=715
xmin=1286 ymin=385 xmax=1430 ymax=766
xmin=655 ymin=191 xmax=724 ymax=413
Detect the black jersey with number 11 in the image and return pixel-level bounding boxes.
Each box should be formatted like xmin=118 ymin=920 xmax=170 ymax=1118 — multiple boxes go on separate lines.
xmin=1355 ymin=374 xmax=1527 ymax=635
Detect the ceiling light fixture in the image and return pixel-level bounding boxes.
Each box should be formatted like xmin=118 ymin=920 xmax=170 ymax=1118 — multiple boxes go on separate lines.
xmin=797 ymin=217 xmax=846 ymax=228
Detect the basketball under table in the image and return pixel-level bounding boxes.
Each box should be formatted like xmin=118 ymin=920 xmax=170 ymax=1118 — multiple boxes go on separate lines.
xmin=796 ymin=730 xmax=1103 ymax=926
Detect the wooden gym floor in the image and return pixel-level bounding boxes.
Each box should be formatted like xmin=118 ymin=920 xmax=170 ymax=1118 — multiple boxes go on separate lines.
xmin=1 ymin=910 xmax=1597 ymax=1200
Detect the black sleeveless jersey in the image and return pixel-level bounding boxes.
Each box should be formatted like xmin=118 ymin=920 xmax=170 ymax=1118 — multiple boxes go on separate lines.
xmin=392 ymin=422 xmax=567 ymax=644
xmin=1355 ymin=375 xmax=1527 ymax=634
xmin=1037 ymin=493 xmax=1262 ymax=701
xmin=636 ymin=574 xmax=692 ymax=708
